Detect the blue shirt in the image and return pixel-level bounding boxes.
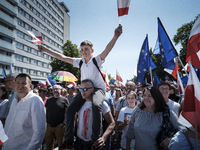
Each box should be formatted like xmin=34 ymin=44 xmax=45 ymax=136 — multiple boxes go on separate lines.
xmin=104 ymin=92 xmax=114 ymax=108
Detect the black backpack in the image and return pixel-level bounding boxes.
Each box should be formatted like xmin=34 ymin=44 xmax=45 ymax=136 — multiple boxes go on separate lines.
xmin=79 ymin=58 xmax=106 ymax=82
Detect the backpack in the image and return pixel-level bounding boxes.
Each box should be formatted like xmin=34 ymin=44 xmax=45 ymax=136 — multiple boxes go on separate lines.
xmin=79 ymin=57 xmax=105 ymax=81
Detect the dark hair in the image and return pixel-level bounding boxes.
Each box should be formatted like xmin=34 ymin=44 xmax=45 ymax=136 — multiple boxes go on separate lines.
xmin=0 ymin=85 xmax=8 ymax=99
xmin=80 ymin=40 xmax=93 ymax=49
xmin=81 ymin=79 xmax=94 ymax=87
xmin=157 ymin=81 xmax=171 ymax=89
xmin=126 ymin=90 xmax=137 ymax=99
xmin=15 ymin=73 xmax=31 ymax=83
xmin=138 ymin=87 xmax=168 ymax=113
xmin=39 ymin=88 xmax=48 ymax=93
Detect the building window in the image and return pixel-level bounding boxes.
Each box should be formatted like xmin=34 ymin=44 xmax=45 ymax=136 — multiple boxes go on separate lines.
xmin=36 ymin=11 xmax=40 ymax=17
xmin=20 ymin=0 xmax=26 ymax=5
xmin=17 ymin=19 xmax=25 ymax=27
xmin=0 ymin=36 xmax=12 ymax=43
xmin=29 ymin=16 xmax=33 ymax=22
xmin=27 ymin=58 xmax=31 ymax=63
xmin=15 ymin=67 xmax=23 ymax=73
xmin=16 ymin=30 xmax=24 ymax=39
xmin=16 ymin=42 xmax=24 ymax=50
xmin=36 ymin=21 xmax=39 ymax=26
xmin=27 ymin=47 xmax=31 ymax=53
xmin=26 ymin=69 xmax=30 ymax=74
xmin=33 ymin=70 xmax=37 ymax=75
xmin=34 ymin=60 xmax=38 ymax=65
xmin=42 ymin=7 xmax=46 ymax=13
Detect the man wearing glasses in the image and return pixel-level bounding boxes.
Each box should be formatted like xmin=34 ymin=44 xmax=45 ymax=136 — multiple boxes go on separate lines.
xmin=158 ymin=82 xmax=180 ymax=116
xmin=45 ymin=84 xmax=69 ymax=150
xmin=72 ymin=79 xmax=115 ymax=150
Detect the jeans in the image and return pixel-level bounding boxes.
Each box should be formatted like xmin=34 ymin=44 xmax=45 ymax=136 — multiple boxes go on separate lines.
xmin=65 ymin=88 xmax=105 ymax=144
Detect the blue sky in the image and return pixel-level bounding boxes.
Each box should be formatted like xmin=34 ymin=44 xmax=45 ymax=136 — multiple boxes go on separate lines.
xmin=59 ymin=0 xmax=200 ymax=84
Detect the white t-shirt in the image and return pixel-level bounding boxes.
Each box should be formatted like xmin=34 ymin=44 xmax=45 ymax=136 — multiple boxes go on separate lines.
xmin=167 ymin=99 xmax=180 ymax=116
xmin=117 ymin=106 xmax=135 ymax=150
xmin=73 ymin=54 xmax=106 ymax=91
xmin=77 ymin=101 xmax=110 ymax=141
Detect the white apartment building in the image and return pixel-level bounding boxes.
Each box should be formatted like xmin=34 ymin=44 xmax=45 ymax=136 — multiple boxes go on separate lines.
xmin=0 ymin=0 xmax=70 ymax=82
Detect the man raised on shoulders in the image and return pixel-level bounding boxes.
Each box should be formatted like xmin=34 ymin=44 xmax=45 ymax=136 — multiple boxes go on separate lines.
xmin=2 ymin=73 xmax=46 ymax=150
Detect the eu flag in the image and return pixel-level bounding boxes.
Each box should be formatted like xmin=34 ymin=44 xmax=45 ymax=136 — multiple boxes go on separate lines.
xmin=153 ymin=73 xmax=161 ymax=87
xmin=157 ymin=18 xmax=178 ymax=70
xmin=137 ymin=35 xmax=157 ymax=83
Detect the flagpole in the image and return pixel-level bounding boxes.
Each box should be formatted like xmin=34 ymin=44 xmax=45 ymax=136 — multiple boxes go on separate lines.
xmin=177 ymin=56 xmax=188 ymax=77
xmin=150 ymin=66 xmax=153 ymax=85
xmin=194 ymin=111 xmax=199 ymax=150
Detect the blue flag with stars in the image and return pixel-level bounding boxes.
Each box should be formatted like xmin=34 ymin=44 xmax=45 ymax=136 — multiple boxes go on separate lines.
xmin=137 ymin=35 xmax=157 ymax=83
xmin=155 ymin=18 xmax=178 ymax=70
xmin=153 ymin=73 xmax=161 ymax=87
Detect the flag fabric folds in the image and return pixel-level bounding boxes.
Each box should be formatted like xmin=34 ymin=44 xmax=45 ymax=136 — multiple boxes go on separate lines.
xmin=164 ymin=58 xmax=179 ymax=79
xmin=116 ymin=70 xmax=123 ymax=82
xmin=153 ymin=73 xmax=161 ymax=87
xmin=27 ymin=31 xmax=44 ymax=44
xmin=156 ymin=18 xmax=178 ymax=69
xmin=117 ymin=0 xmax=131 ymax=17
xmin=177 ymin=73 xmax=184 ymax=95
xmin=186 ymin=15 xmax=200 ymax=69
xmin=137 ymin=35 xmax=157 ymax=83
xmin=181 ymin=63 xmax=200 ymax=133
xmin=0 ymin=121 xmax=8 ymax=146
xmin=2 ymin=66 xmax=6 ymax=78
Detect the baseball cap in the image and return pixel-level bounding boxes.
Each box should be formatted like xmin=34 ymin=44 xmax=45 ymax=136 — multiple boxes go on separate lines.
xmin=66 ymin=84 xmax=75 ymax=89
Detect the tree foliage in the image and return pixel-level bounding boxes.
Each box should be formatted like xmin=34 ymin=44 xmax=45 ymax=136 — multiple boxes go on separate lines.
xmin=50 ymin=40 xmax=81 ymax=81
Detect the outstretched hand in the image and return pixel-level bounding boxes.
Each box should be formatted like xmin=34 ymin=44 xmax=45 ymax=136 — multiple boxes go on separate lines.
xmin=114 ymin=24 xmax=123 ymax=38
xmin=37 ymin=45 xmax=45 ymax=52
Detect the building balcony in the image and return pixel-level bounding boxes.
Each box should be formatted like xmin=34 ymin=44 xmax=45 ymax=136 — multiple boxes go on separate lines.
xmin=0 ymin=1 xmax=18 ymax=16
xmin=0 ymin=55 xmax=15 ymax=65
xmin=0 ymin=40 xmax=16 ymax=53
xmin=0 ymin=11 xmax=17 ymax=28
xmin=0 ymin=25 xmax=16 ymax=39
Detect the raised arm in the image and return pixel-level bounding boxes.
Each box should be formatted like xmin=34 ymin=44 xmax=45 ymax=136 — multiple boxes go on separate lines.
xmin=37 ymin=45 xmax=73 ymax=64
xmin=100 ymin=24 xmax=122 ymax=61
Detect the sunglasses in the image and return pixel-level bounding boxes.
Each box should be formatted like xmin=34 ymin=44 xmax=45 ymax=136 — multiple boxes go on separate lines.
xmin=79 ymin=87 xmax=93 ymax=92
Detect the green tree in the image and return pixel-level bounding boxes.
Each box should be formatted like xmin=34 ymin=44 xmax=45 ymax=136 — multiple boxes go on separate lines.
xmin=50 ymin=40 xmax=81 ymax=81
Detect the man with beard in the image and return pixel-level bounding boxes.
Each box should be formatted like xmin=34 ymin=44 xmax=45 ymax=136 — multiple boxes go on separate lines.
xmin=45 ymin=85 xmax=69 ymax=150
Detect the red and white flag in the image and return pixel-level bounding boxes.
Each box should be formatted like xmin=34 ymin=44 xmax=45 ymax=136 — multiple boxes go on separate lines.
xmin=181 ymin=62 xmax=200 ymax=133
xmin=186 ymin=15 xmax=200 ymax=69
xmin=27 ymin=31 xmax=44 ymax=44
xmin=117 ymin=0 xmax=131 ymax=17
xmin=38 ymin=80 xmax=47 ymax=88
xmin=116 ymin=70 xmax=123 ymax=82
xmin=177 ymin=72 xmax=184 ymax=95
xmin=164 ymin=58 xmax=179 ymax=79
xmin=0 ymin=121 xmax=8 ymax=146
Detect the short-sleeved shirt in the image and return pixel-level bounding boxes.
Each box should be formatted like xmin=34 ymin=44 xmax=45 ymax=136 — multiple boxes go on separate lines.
xmin=77 ymin=101 xmax=110 ymax=141
xmin=104 ymin=92 xmax=114 ymax=108
xmin=0 ymin=99 xmax=9 ymax=118
xmin=115 ymin=96 xmax=128 ymax=112
xmin=117 ymin=106 xmax=135 ymax=149
xmin=45 ymin=96 xmax=69 ymax=127
xmin=167 ymin=99 xmax=180 ymax=116
xmin=73 ymin=54 xmax=106 ymax=91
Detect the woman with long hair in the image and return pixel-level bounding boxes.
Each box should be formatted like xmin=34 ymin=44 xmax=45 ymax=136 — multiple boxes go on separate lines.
xmin=0 ymin=84 xmax=9 ymax=126
xmin=126 ymin=87 xmax=184 ymax=150
xmin=113 ymin=88 xmax=123 ymax=107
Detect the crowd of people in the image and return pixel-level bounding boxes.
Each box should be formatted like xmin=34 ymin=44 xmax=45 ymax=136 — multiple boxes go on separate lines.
xmin=0 ymin=24 xmax=200 ymax=150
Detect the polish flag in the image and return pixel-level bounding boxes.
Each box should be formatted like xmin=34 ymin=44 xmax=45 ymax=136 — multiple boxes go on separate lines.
xmin=164 ymin=58 xmax=179 ymax=79
xmin=177 ymin=72 xmax=184 ymax=94
xmin=0 ymin=121 xmax=8 ymax=146
xmin=27 ymin=31 xmax=44 ymax=43
xmin=117 ymin=0 xmax=131 ymax=17
xmin=38 ymin=80 xmax=46 ymax=88
xmin=116 ymin=70 xmax=123 ymax=82
xmin=186 ymin=15 xmax=200 ymax=69
xmin=181 ymin=62 xmax=200 ymax=133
